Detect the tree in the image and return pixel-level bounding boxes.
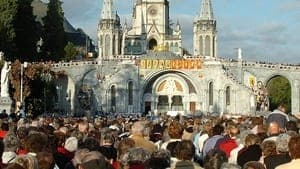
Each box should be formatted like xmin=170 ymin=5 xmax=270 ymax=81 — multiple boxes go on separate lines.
xmin=267 ymin=76 xmax=291 ymax=112
xmin=14 ymin=0 xmax=39 ymax=62
xmin=0 ymin=0 xmax=18 ymax=59
xmin=9 ymin=60 xmax=59 ymax=117
xmin=64 ymin=42 xmax=78 ymax=61
xmin=42 ymin=0 xmax=65 ymax=61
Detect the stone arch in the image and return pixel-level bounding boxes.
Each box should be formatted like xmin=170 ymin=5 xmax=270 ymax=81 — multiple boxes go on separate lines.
xmin=127 ymin=80 xmax=134 ymax=106
xmin=55 ymin=74 xmax=75 ymax=115
xmin=143 ymin=70 xmax=199 ymax=113
xmin=112 ymin=35 xmax=115 ymax=55
xmin=143 ymin=70 xmax=199 ymax=94
xmin=148 ymin=38 xmax=157 ymax=50
xmin=110 ymin=85 xmax=117 ymax=112
xmin=205 ymin=35 xmax=211 ymax=56
xmin=208 ymin=81 xmax=214 ymax=106
xmin=265 ymin=75 xmax=291 ymax=112
xmin=199 ymin=35 xmax=203 ymax=55
xmin=225 ymin=86 xmax=231 ymax=105
xmin=104 ymin=34 xmax=111 ymax=58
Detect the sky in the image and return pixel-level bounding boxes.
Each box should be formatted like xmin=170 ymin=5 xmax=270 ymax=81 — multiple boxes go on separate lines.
xmin=58 ymin=0 xmax=300 ymax=64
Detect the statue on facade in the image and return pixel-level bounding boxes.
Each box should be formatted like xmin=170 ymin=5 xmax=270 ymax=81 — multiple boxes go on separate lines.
xmin=1 ymin=61 xmax=11 ymax=98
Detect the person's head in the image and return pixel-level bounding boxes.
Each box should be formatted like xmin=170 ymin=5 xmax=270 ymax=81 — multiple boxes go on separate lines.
xmin=148 ymin=149 xmax=171 ymax=169
xmin=131 ymin=121 xmax=145 ymax=135
xmin=78 ymin=120 xmax=89 ymax=133
xmin=3 ymin=133 xmax=19 ymax=152
xmin=24 ymin=132 xmax=47 ymax=154
xmin=13 ymin=155 xmax=39 ymax=169
xmin=150 ymin=124 xmax=164 ymax=143
xmin=6 ymin=163 xmax=25 ymax=169
xmin=267 ymin=122 xmax=279 ymax=136
xmin=79 ymin=137 xmax=99 ymax=151
xmin=78 ymin=151 xmax=113 ymax=169
xmin=101 ymin=130 xmax=115 ymax=145
xmin=174 ymin=140 xmax=195 ymax=161
xmin=220 ymin=162 xmax=241 ymax=169
xmin=261 ymin=140 xmax=276 ymax=157
xmin=228 ymin=125 xmax=239 ymax=139
xmin=286 ymin=121 xmax=298 ymax=133
xmin=204 ymin=149 xmax=228 ymax=169
xmin=245 ymin=134 xmax=260 ymax=147
xmin=212 ymin=124 xmax=224 ymax=136
xmin=243 ymin=161 xmax=265 ymax=169
xmin=117 ymin=138 xmax=135 ymax=160
xmin=37 ymin=152 xmax=55 ymax=169
xmin=64 ymin=136 xmax=78 ymax=153
xmin=167 ymin=121 xmax=183 ymax=139
xmin=120 ymin=147 xmax=151 ymax=168
xmin=288 ymin=135 xmax=300 ymax=159
xmin=277 ymin=103 xmax=287 ymax=113
xmin=202 ymin=122 xmax=213 ymax=134
xmin=276 ymin=133 xmax=291 ymax=153
xmin=237 ymin=130 xmax=252 ymax=145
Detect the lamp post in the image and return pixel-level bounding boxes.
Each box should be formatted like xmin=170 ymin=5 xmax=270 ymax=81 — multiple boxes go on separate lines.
xmin=42 ymin=72 xmax=51 ymax=114
xmin=20 ymin=62 xmax=28 ymax=108
xmin=56 ymin=85 xmax=62 ymax=112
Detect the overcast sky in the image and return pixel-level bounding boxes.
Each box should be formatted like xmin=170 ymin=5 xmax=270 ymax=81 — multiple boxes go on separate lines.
xmin=58 ymin=0 xmax=300 ymax=64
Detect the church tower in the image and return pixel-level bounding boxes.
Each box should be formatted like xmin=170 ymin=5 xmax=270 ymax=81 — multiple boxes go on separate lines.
xmin=193 ymin=0 xmax=217 ymax=58
xmin=123 ymin=0 xmax=182 ymax=56
xmin=98 ymin=0 xmax=122 ymax=60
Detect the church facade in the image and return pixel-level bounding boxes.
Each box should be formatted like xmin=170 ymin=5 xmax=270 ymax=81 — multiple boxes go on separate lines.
xmin=83 ymin=0 xmax=255 ymax=115
xmin=52 ymin=0 xmax=300 ymax=117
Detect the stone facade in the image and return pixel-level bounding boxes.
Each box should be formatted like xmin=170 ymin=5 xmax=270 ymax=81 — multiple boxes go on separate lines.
xmin=50 ymin=0 xmax=300 ymax=116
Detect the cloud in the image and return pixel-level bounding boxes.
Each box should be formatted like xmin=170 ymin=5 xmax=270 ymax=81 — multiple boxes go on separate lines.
xmin=277 ymin=0 xmax=300 ymax=12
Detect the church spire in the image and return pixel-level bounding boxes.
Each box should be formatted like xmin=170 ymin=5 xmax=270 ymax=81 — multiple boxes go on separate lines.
xmin=101 ymin=0 xmax=115 ymax=19
xmin=199 ymin=0 xmax=214 ymax=20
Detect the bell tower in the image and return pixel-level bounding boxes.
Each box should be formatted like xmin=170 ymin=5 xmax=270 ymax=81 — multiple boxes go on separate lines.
xmin=193 ymin=0 xmax=217 ymax=58
xmin=98 ymin=0 xmax=122 ymax=60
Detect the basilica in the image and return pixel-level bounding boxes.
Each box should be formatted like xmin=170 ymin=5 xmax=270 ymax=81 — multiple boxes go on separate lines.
xmin=51 ymin=0 xmax=299 ymax=117
xmin=87 ymin=0 xmax=261 ymax=116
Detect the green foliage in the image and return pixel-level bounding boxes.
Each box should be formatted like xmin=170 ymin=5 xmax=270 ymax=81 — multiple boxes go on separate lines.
xmin=0 ymin=0 xmax=18 ymax=58
xmin=64 ymin=42 xmax=78 ymax=61
xmin=9 ymin=60 xmax=58 ymax=116
xmin=267 ymin=76 xmax=291 ymax=112
xmin=14 ymin=0 xmax=39 ymax=62
xmin=42 ymin=0 xmax=65 ymax=61
xmin=0 ymin=0 xmax=39 ymax=62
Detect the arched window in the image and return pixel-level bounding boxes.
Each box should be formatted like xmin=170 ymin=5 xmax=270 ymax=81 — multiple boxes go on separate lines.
xmin=111 ymin=85 xmax=116 ymax=112
xmin=205 ymin=36 xmax=211 ymax=56
xmin=209 ymin=82 xmax=213 ymax=106
xmin=199 ymin=36 xmax=203 ymax=55
xmin=112 ymin=35 xmax=115 ymax=55
xmin=105 ymin=34 xmax=111 ymax=58
xmin=128 ymin=81 xmax=133 ymax=105
xmin=226 ymin=86 xmax=231 ymax=105
xmin=99 ymin=35 xmax=102 ymax=46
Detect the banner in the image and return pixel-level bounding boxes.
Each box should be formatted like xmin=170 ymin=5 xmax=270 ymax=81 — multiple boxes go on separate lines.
xmin=139 ymin=59 xmax=202 ymax=70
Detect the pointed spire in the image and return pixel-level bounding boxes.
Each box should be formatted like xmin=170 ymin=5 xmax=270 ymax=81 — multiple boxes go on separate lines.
xmin=101 ymin=0 xmax=115 ymax=19
xmin=176 ymin=19 xmax=181 ymax=31
xmin=199 ymin=0 xmax=214 ymax=20
xmin=124 ymin=19 xmax=128 ymax=30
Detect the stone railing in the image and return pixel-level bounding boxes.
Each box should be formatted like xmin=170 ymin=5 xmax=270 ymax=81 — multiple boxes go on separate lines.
xmin=241 ymin=61 xmax=300 ymax=71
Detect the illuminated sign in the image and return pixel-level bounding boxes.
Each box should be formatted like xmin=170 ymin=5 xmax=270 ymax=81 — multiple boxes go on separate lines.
xmin=139 ymin=59 xmax=202 ymax=70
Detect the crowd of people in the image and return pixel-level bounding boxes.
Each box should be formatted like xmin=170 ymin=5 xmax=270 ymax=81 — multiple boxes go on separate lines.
xmin=0 ymin=103 xmax=299 ymax=169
